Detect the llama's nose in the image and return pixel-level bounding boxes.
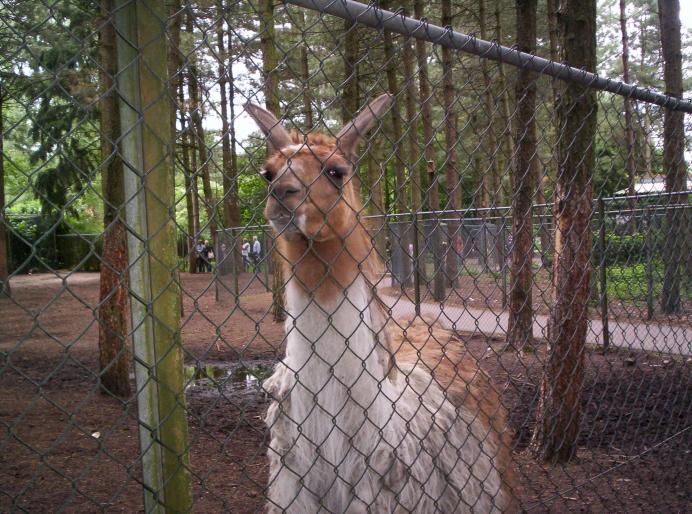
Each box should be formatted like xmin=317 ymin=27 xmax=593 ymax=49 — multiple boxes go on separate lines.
xmin=271 ymin=183 xmax=301 ymax=201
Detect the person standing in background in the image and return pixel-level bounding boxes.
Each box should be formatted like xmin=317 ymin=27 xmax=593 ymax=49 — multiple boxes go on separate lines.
xmin=241 ymin=239 xmax=250 ymax=272
xmin=251 ymin=236 xmax=262 ymax=273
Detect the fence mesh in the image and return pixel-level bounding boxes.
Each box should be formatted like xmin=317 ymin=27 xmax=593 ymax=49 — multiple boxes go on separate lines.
xmin=1 ymin=0 xmax=690 ymax=512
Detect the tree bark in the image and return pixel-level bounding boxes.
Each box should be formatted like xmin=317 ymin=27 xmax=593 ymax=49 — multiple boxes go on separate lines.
xmin=0 ymin=83 xmax=9 ymax=297
xmin=367 ymin=142 xmax=387 ymax=261
xmin=341 ymin=18 xmax=359 ymax=124
xmin=507 ymin=0 xmax=538 ymax=351
xmin=531 ymin=0 xmax=597 ymax=463
xmin=168 ymin=0 xmax=182 ymax=140
xmin=260 ymin=0 xmax=286 ymax=322
xmin=479 ymin=0 xmax=500 ymax=209
xmin=658 ymin=0 xmax=687 ymax=314
xmin=415 ymin=0 xmax=444 ymax=302
xmin=619 ymin=0 xmax=637 ymax=215
xmin=216 ymin=0 xmax=240 ymax=233
xmin=494 ymin=0 xmax=514 ymax=207
xmin=98 ymin=0 xmax=130 ymax=398
xmin=186 ymin=10 xmax=217 ymax=251
xmin=178 ymin=80 xmax=198 ymax=274
xmin=297 ymin=9 xmax=313 ymax=129
xmin=381 ymin=0 xmax=409 ymax=286
xmin=403 ymin=34 xmax=423 ymax=290
xmin=442 ymin=0 xmax=459 ymax=288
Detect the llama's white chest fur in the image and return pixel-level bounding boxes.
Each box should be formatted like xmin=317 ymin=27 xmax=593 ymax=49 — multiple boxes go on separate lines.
xmin=263 ymin=277 xmax=505 ymax=513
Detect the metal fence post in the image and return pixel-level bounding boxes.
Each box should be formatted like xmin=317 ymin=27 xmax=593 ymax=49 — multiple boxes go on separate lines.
xmin=500 ymin=224 xmax=507 ymax=309
xmin=646 ymin=208 xmax=655 ymax=320
xmin=115 ymin=1 xmax=192 ymax=512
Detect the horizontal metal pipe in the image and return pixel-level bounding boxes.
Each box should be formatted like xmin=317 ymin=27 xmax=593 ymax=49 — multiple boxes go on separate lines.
xmin=285 ymin=0 xmax=692 ymax=113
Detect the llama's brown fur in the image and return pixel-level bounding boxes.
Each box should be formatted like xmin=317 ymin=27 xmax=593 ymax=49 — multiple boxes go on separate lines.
xmin=389 ymin=317 xmax=519 ymax=511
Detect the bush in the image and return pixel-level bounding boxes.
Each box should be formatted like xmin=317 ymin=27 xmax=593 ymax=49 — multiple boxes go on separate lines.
xmin=592 ymin=232 xmax=650 ymax=266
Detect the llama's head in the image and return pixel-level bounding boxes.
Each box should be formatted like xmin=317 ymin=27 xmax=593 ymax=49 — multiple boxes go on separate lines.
xmin=245 ymin=94 xmax=392 ymax=243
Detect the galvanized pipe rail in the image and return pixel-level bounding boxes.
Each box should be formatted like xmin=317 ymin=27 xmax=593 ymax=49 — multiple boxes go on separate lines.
xmin=286 ymin=0 xmax=692 ymax=113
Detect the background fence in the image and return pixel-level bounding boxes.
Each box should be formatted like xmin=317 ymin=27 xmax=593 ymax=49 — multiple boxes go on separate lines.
xmin=1 ymin=0 xmax=690 ymax=512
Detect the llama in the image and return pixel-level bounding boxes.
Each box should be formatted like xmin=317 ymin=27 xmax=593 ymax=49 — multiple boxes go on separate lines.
xmin=246 ymin=95 xmax=517 ymax=513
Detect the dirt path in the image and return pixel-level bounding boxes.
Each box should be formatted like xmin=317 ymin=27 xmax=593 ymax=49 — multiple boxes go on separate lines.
xmin=381 ymin=292 xmax=692 ymax=355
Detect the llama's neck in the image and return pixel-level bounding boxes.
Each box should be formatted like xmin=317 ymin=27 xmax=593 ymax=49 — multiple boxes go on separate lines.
xmin=282 ymin=274 xmax=390 ymax=395
xmin=276 ymin=224 xmax=379 ymax=301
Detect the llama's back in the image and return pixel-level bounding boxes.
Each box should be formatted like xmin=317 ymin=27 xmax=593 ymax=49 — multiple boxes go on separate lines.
xmin=385 ymin=316 xmax=519 ymax=512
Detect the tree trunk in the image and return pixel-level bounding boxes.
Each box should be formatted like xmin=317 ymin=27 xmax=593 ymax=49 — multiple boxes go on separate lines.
xmin=403 ymin=34 xmax=423 ymax=290
xmin=494 ymin=0 xmax=514 ymax=206
xmin=97 ymin=0 xmax=130 ymax=398
xmin=297 ymin=9 xmax=313 ymax=129
xmin=640 ymin=16 xmax=652 ymax=177
xmin=0 ymin=83 xmax=9 ymax=297
xmin=507 ymin=0 xmax=538 ymax=351
xmin=658 ymin=0 xmax=687 ymax=313
xmin=381 ymin=0 xmax=409 ymax=286
xmin=365 ymin=144 xmax=386 ymax=262
xmin=186 ymin=10 xmax=217 ymax=251
xmin=415 ymin=0 xmax=444 ymax=301
xmin=216 ymin=0 xmax=240 ymax=233
xmin=619 ymin=0 xmax=637 ymax=215
xmin=479 ymin=0 xmax=500 ymax=209
xmin=530 ymin=0 xmax=597 ymax=463
xmin=260 ymin=0 xmax=286 ymax=322
xmin=342 ymin=18 xmax=359 ymax=124
xmin=442 ymin=0 xmax=459 ymax=288
xmin=168 ymin=0 xmax=182 ymax=140
xmin=178 ymin=80 xmax=197 ymax=274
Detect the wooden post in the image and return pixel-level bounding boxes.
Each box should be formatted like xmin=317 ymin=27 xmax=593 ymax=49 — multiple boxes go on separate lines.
xmin=427 ymin=160 xmax=445 ymax=302
xmin=114 ymin=1 xmax=192 ymax=511
xmin=412 ymin=210 xmax=421 ymax=315
xmin=500 ymin=225 xmax=507 ymax=309
xmin=598 ymin=198 xmax=610 ymax=351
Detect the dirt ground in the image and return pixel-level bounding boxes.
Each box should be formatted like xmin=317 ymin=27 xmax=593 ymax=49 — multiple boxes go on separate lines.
xmin=0 ymin=272 xmax=689 ymax=513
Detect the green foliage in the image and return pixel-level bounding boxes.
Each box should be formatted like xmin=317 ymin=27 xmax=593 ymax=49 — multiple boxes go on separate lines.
xmin=594 ymin=232 xmax=643 ymax=266
xmin=603 ymin=261 xmax=674 ymax=302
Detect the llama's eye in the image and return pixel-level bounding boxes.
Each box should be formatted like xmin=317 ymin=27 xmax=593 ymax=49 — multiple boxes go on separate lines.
xmin=325 ymin=167 xmax=346 ymax=183
xmin=261 ymin=169 xmax=273 ymax=182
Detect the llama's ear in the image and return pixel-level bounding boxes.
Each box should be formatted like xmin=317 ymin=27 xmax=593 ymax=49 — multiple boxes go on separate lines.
xmin=244 ymin=102 xmax=293 ymax=150
xmin=336 ymin=93 xmax=393 ymax=160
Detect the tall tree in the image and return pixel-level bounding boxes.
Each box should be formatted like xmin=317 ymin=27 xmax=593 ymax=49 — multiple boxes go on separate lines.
xmin=179 ymin=81 xmax=199 ymax=273
xmin=619 ymin=0 xmax=637 ymax=212
xmin=479 ymin=0 xmax=500 ymax=210
xmin=507 ymin=0 xmax=538 ymax=351
xmin=0 ymin=82 xmax=8 ymax=296
xmin=216 ymin=0 xmax=241 ymax=232
xmin=97 ymin=0 xmax=130 ymax=398
xmin=297 ymin=9 xmax=313 ymax=130
xmin=531 ymin=0 xmax=597 ymax=463
xmin=403 ymin=33 xmax=423 ymax=293
xmin=494 ymin=0 xmax=515 ymax=203
xmin=260 ymin=0 xmax=286 ymax=322
xmin=415 ymin=0 xmax=445 ymax=302
xmin=186 ymin=10 xmax=218 ymax=251
xmin=341 ymin=18 xmax=359 ymax=125
xmin=382 ymin=0 xmax=410 ymax=286
xmin=658 ymin=0 xmax=688 ymax=314
xmin=442 ymin=0 xmax=459 ymax=288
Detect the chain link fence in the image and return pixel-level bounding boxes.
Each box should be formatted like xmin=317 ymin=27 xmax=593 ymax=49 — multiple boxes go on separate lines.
xmin=1 ymin=0 xmax=690 ymax=512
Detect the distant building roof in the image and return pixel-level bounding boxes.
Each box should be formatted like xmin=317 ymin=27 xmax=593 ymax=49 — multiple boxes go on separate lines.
xmin=615 ymin=175 xmax=692 ymax=195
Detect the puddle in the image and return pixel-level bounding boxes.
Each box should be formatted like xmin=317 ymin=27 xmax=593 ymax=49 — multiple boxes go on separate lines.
xmin=184 ymin=360 xmax=275 ymax=399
